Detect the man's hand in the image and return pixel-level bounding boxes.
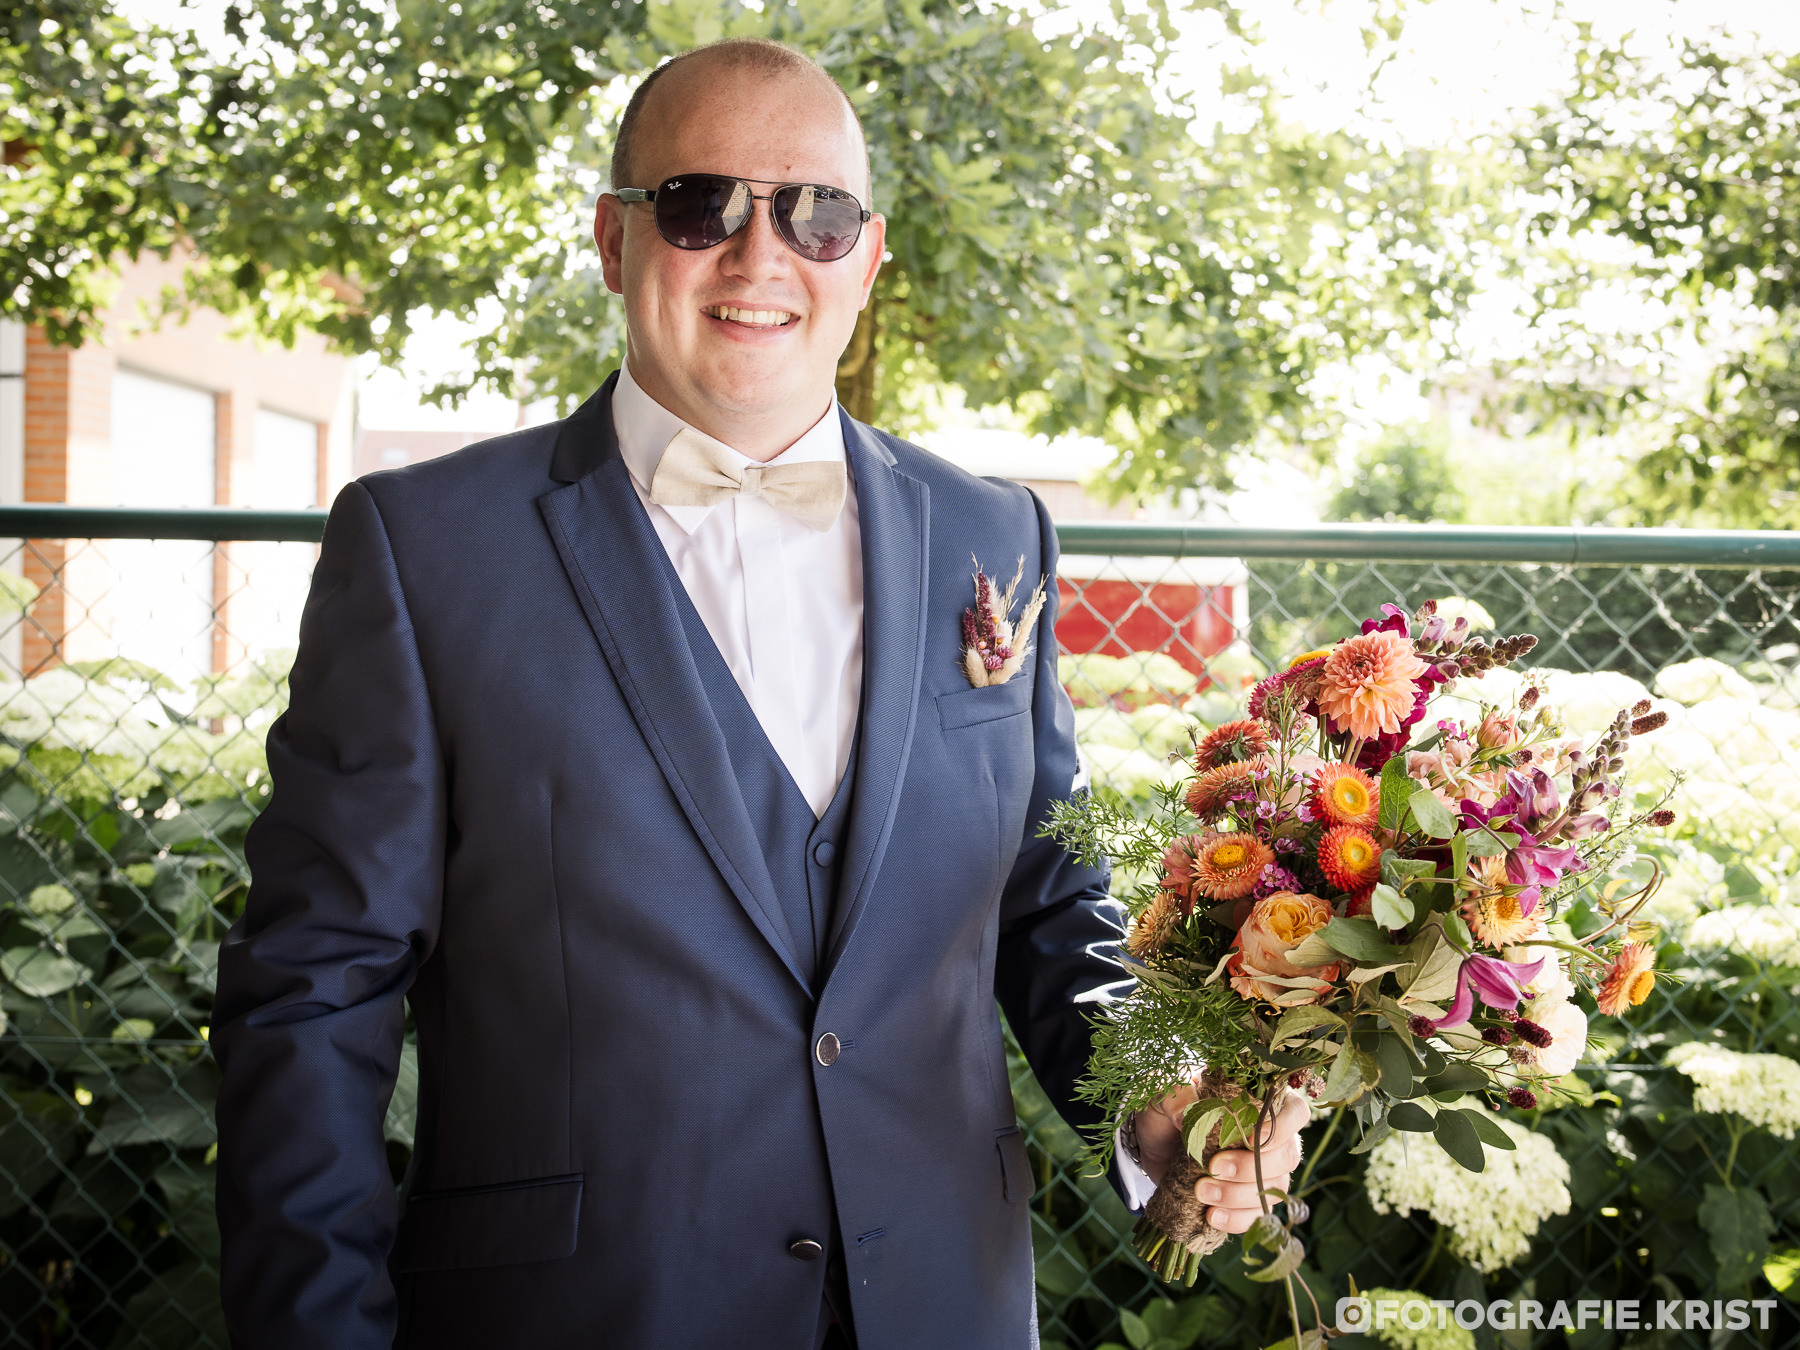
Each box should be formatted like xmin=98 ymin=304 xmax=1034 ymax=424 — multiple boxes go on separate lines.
xmin=1130 ymin=1084 xmax=1309 ymax=1234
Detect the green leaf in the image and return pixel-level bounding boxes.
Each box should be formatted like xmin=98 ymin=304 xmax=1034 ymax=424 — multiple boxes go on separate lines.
xmin=1216 ymin=1097 xmax=1263 ymax=1150
xmin=1460 ymin=1109 xmax=1517 ymax=1150
xmin=1433 ymin=1108 xmax=1486 ymax=1172
xmin=1378 ymin=757 xmax=1415 ymax=832
xmin=1698 ymin=1183 xmax=1774 ymax=1291
xmin=1421 ymin=1064 xmax=1490 ymax=1097
xmin=1243 ymin=1234 xmax=1306 ymax=1283
xmin=1286 ymin=931 xmax=1341 ymax=968
xmin=1370 ymin=883 xmax=1413 ymax=929
xmin=1320 ymin=1040 xmax=1363 ymax=1105
xmin=1765 ymin=1246 xmax=1800 ymax=1301
xmin=1450 ymin=830 xmax=1468 ymax=884
xmin=1182 ymin=1103 xmax=1226 ymax=1162
xmin=1388 ymin=1101 xmax=1435 ymax=1132
xmin=1119 ymin=1309 xmax=1152 ymax=1350
xmin=1408 ymin=789 xmax=1456 ymax=839
xmin=1146 ymin=1294 xmax=1237 ymax=1346
xmin=1348 ymin=1111 xmax=1392 ymax=1155
xmin=1381 ymin=854 xmax=1439 ymax=882
xmin=0 ymin=947 xmax=92 ymax=998
xmin=1323 ymin=917 xmax=1397 ymax=963
xmin=1373 ymin=1035 xmax=1416 ymax=1098
xmin=1270 ymin=1005 xmax=1345 ymax=1048
xmin=1465 ymin=828 xmax=1521 ymax=858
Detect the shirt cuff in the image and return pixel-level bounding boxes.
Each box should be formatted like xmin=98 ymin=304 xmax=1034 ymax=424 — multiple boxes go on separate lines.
xmin=1115 ymin=1120 xmax=1160 ymax=1212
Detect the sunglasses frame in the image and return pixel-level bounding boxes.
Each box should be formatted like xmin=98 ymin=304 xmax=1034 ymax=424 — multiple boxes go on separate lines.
xmin=616 ymin=173 xmax=873 ymax=262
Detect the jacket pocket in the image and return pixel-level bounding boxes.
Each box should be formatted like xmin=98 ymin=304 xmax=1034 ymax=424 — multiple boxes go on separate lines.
xmin=393 ymin=1173 xmax=583 ymax=1273
xmin=995 ymin=1127 xmax=1033 ymax=1205
xmin=937 ymin=676 xmax=1033 ymax=731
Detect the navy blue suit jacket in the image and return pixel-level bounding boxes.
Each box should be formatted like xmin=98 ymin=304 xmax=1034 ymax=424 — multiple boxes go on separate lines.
xmin=212 ymin=377 xmax=1124 ymax=1349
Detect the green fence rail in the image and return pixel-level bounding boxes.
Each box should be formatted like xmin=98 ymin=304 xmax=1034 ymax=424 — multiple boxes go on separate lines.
xmin=0 ymin=510 xmax=1792 ymax=1350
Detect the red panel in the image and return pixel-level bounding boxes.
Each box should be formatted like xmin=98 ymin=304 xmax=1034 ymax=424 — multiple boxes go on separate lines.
xmin=1055 ymin=579 xmax=1236 ymax=679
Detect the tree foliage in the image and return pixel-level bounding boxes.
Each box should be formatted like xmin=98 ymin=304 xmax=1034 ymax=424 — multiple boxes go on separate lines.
xmin=1326 ymin=422 xmax=1465 ymax=524
xmin=4 ymin=0 xmax=1474 ymax=495
xmin=1515 ymin=37 xmax=1800 ymax=527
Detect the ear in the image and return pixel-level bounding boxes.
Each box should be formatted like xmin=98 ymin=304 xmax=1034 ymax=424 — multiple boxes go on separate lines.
xmin=856 ymin=213 xmax=887 ymax=307
xmin=595 ymin=194 xmax=627 ymax=295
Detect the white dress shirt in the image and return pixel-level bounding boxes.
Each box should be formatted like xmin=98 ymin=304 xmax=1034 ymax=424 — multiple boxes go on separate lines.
xmin=611 ymin=362 xmax=864 ymax=817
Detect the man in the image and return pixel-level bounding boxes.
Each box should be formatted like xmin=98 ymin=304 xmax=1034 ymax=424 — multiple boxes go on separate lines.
xmin=213 ymin=39 xmax=1303 ymax=1350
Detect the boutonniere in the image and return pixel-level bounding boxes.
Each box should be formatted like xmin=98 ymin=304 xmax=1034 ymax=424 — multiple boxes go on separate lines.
xmin=961 ymin=556 xmax=1048 ymax=688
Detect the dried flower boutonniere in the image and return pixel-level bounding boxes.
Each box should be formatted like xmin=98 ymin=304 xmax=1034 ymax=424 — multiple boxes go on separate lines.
xmin=961 ymin=556 xmax=1048 ymax=688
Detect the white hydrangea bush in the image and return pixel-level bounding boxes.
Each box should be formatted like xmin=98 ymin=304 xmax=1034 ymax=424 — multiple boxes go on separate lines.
xmin=1362 ymin=1120 xmax=1572 ymax=1273
xmin=1667 ymin=1043 xmax=1800 ymax=1139
xmin=0 ymin=656 xmax=289 ymax=803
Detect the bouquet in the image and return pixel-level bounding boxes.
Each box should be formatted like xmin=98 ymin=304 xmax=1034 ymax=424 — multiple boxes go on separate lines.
xmin=1047 ymin=600 xmax=1674 ymax=1311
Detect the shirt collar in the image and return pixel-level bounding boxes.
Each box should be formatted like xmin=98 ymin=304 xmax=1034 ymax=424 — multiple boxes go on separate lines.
xmin=612 ymin=361 xmax=848 ymax=535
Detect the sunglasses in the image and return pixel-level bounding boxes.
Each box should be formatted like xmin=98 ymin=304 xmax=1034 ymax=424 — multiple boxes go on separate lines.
xmin=615 ymin=173 xmax=872 ymax=263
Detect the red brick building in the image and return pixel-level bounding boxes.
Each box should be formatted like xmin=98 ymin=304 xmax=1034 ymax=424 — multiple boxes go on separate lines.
xmin=1 ymin=253 xmax=356 ymax=680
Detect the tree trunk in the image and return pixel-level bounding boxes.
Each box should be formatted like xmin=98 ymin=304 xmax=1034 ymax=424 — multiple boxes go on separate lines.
xmin=834 ymin=300 xmax=879 ymax=425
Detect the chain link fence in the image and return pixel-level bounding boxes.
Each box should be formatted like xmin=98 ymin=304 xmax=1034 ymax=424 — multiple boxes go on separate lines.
xmin=0 ymin=510 xmax=1793 ymax=1349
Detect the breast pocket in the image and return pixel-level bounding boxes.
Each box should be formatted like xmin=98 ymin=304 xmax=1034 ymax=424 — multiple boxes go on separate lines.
xmin=935 ymin=676 xmax=1033 ymax=731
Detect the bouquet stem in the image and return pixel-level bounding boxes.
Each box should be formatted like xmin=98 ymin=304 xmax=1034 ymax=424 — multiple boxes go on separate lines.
xmin=1133 ymin=1074 xmax=1299 ymax=1283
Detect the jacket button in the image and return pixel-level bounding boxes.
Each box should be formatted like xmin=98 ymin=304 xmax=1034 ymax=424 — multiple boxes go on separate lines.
xmin=812 ymin=839 xmax=835 ymax=866
xmin=814 ymin=1032 xmax=841 ymax=1067
xmin=789 ymin=1238 xmax=824 ymax=1261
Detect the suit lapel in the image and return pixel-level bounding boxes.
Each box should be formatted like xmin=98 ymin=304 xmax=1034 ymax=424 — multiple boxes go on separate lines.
xmin=538 ymin=381 xmax=810 ymax=992
xmin=824 ymin=414 xmax=931 ymax=973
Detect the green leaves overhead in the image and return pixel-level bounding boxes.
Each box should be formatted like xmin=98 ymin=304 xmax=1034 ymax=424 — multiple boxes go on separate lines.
xmin=7 ymin=0 xmax=1472 ymax=493
xmin=1514 ymin=39 xmax=1800 ymax=529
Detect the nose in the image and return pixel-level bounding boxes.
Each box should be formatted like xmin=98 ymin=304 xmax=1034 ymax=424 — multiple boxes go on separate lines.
xmin=718 ymin=195 xmax=795 ymax=282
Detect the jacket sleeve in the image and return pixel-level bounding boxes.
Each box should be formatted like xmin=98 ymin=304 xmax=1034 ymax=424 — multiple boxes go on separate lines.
xmin=993 ymin=489 xmax=1132 ymax=1165
xmin=212 ymin=481 xmax=446 ymax=1350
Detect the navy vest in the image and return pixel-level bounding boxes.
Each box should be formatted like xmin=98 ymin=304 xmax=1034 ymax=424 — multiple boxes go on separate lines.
xmin=672 ymin=586 xmax=858 ymax=990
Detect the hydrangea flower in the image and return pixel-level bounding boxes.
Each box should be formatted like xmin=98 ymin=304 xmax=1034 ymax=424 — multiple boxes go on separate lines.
xmin=1360 ymin=1288 xmax=1475 ymax=1350
xmin=1684 ymin=903 xmax=1800 ymax=968
xmin=1667 ymin=1043 xmax=1800 ymax=1139
xmin=1363 ymin=1120 xmax=1571 ymax=1272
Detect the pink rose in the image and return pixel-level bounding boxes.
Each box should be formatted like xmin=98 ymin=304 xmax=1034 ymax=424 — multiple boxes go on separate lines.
xmin=1477 ymin=711 xmax=1519 ymax=750
xmin=1227 ymin=891 xmax=1342 ymax=1006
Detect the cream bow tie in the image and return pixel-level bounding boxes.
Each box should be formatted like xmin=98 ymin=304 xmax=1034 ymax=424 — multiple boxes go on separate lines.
xmin=648 ymin=426 xmax=847 ymax=532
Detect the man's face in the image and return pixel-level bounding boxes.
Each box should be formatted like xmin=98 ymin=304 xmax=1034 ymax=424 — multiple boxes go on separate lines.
xmin=595 ymin=62 xmax=885 ymax=452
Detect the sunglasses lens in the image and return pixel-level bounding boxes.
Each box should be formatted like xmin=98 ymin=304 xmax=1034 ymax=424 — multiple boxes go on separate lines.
xmin=654 ymin=175 xmax=752 ymax=250
xmin=773 ymin=183 xmax=865 ymax=261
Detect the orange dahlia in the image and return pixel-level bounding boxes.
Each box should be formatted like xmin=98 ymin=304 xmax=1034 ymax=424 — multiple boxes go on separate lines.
xmin=1195 ymin=718 xmax=1273 ymax=771
xmin=1595 ymin=942 xmax=1656 ymax=1017
xmin=1315 ymin=630 xmax=1429 ymax=741
xmin=1318 ymin=825 xmax=1381 ymax=892
xmin=1127 ymin=889 xmax=1183 ymax=959
xmin=1311 ymin=763 xmax=1379 ymax=827
xmin=1190 ymin=831 xmax=1275 ymax=901
xmin=1461 ymin=857 xmax=1545 ymax=947
xmin=1185 ymin=757 xmax=1263 ymax=821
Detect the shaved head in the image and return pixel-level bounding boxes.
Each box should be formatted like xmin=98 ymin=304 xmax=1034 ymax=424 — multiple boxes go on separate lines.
xmin=611 ymin=39 xmax=872 ymax=206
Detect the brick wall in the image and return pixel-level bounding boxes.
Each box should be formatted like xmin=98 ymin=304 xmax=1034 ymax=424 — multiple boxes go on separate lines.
xmin=20 ymin=330 xmax=117 ymax=673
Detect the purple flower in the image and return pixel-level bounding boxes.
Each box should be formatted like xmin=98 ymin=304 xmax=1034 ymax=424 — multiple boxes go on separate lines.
xmin=1361 ymin=604 xmax=1410 ymax=638
xmin=1560 ymin=813 xmax=1611 ymax=841
xmin=1505 ymin=833 xmax=1583 ymax=892
xmin=1256 ymin=799 xmax=1276 ymax=819
xmin=1428 ymin=952 xmax=1547 ymax=1031
xmin=1295 ymin=802 xmax=1316 ymax=824
xmin=1254 ymin=862 xmax=1302 ymax=899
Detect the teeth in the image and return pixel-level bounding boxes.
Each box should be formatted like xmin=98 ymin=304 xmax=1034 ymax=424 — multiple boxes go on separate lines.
xmin=709 ymin=306 xmax=793 ymax=326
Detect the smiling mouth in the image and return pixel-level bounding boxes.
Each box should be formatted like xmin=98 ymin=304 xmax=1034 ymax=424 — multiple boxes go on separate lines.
xmin=705 ymin=305 xmax=796 ymax=328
